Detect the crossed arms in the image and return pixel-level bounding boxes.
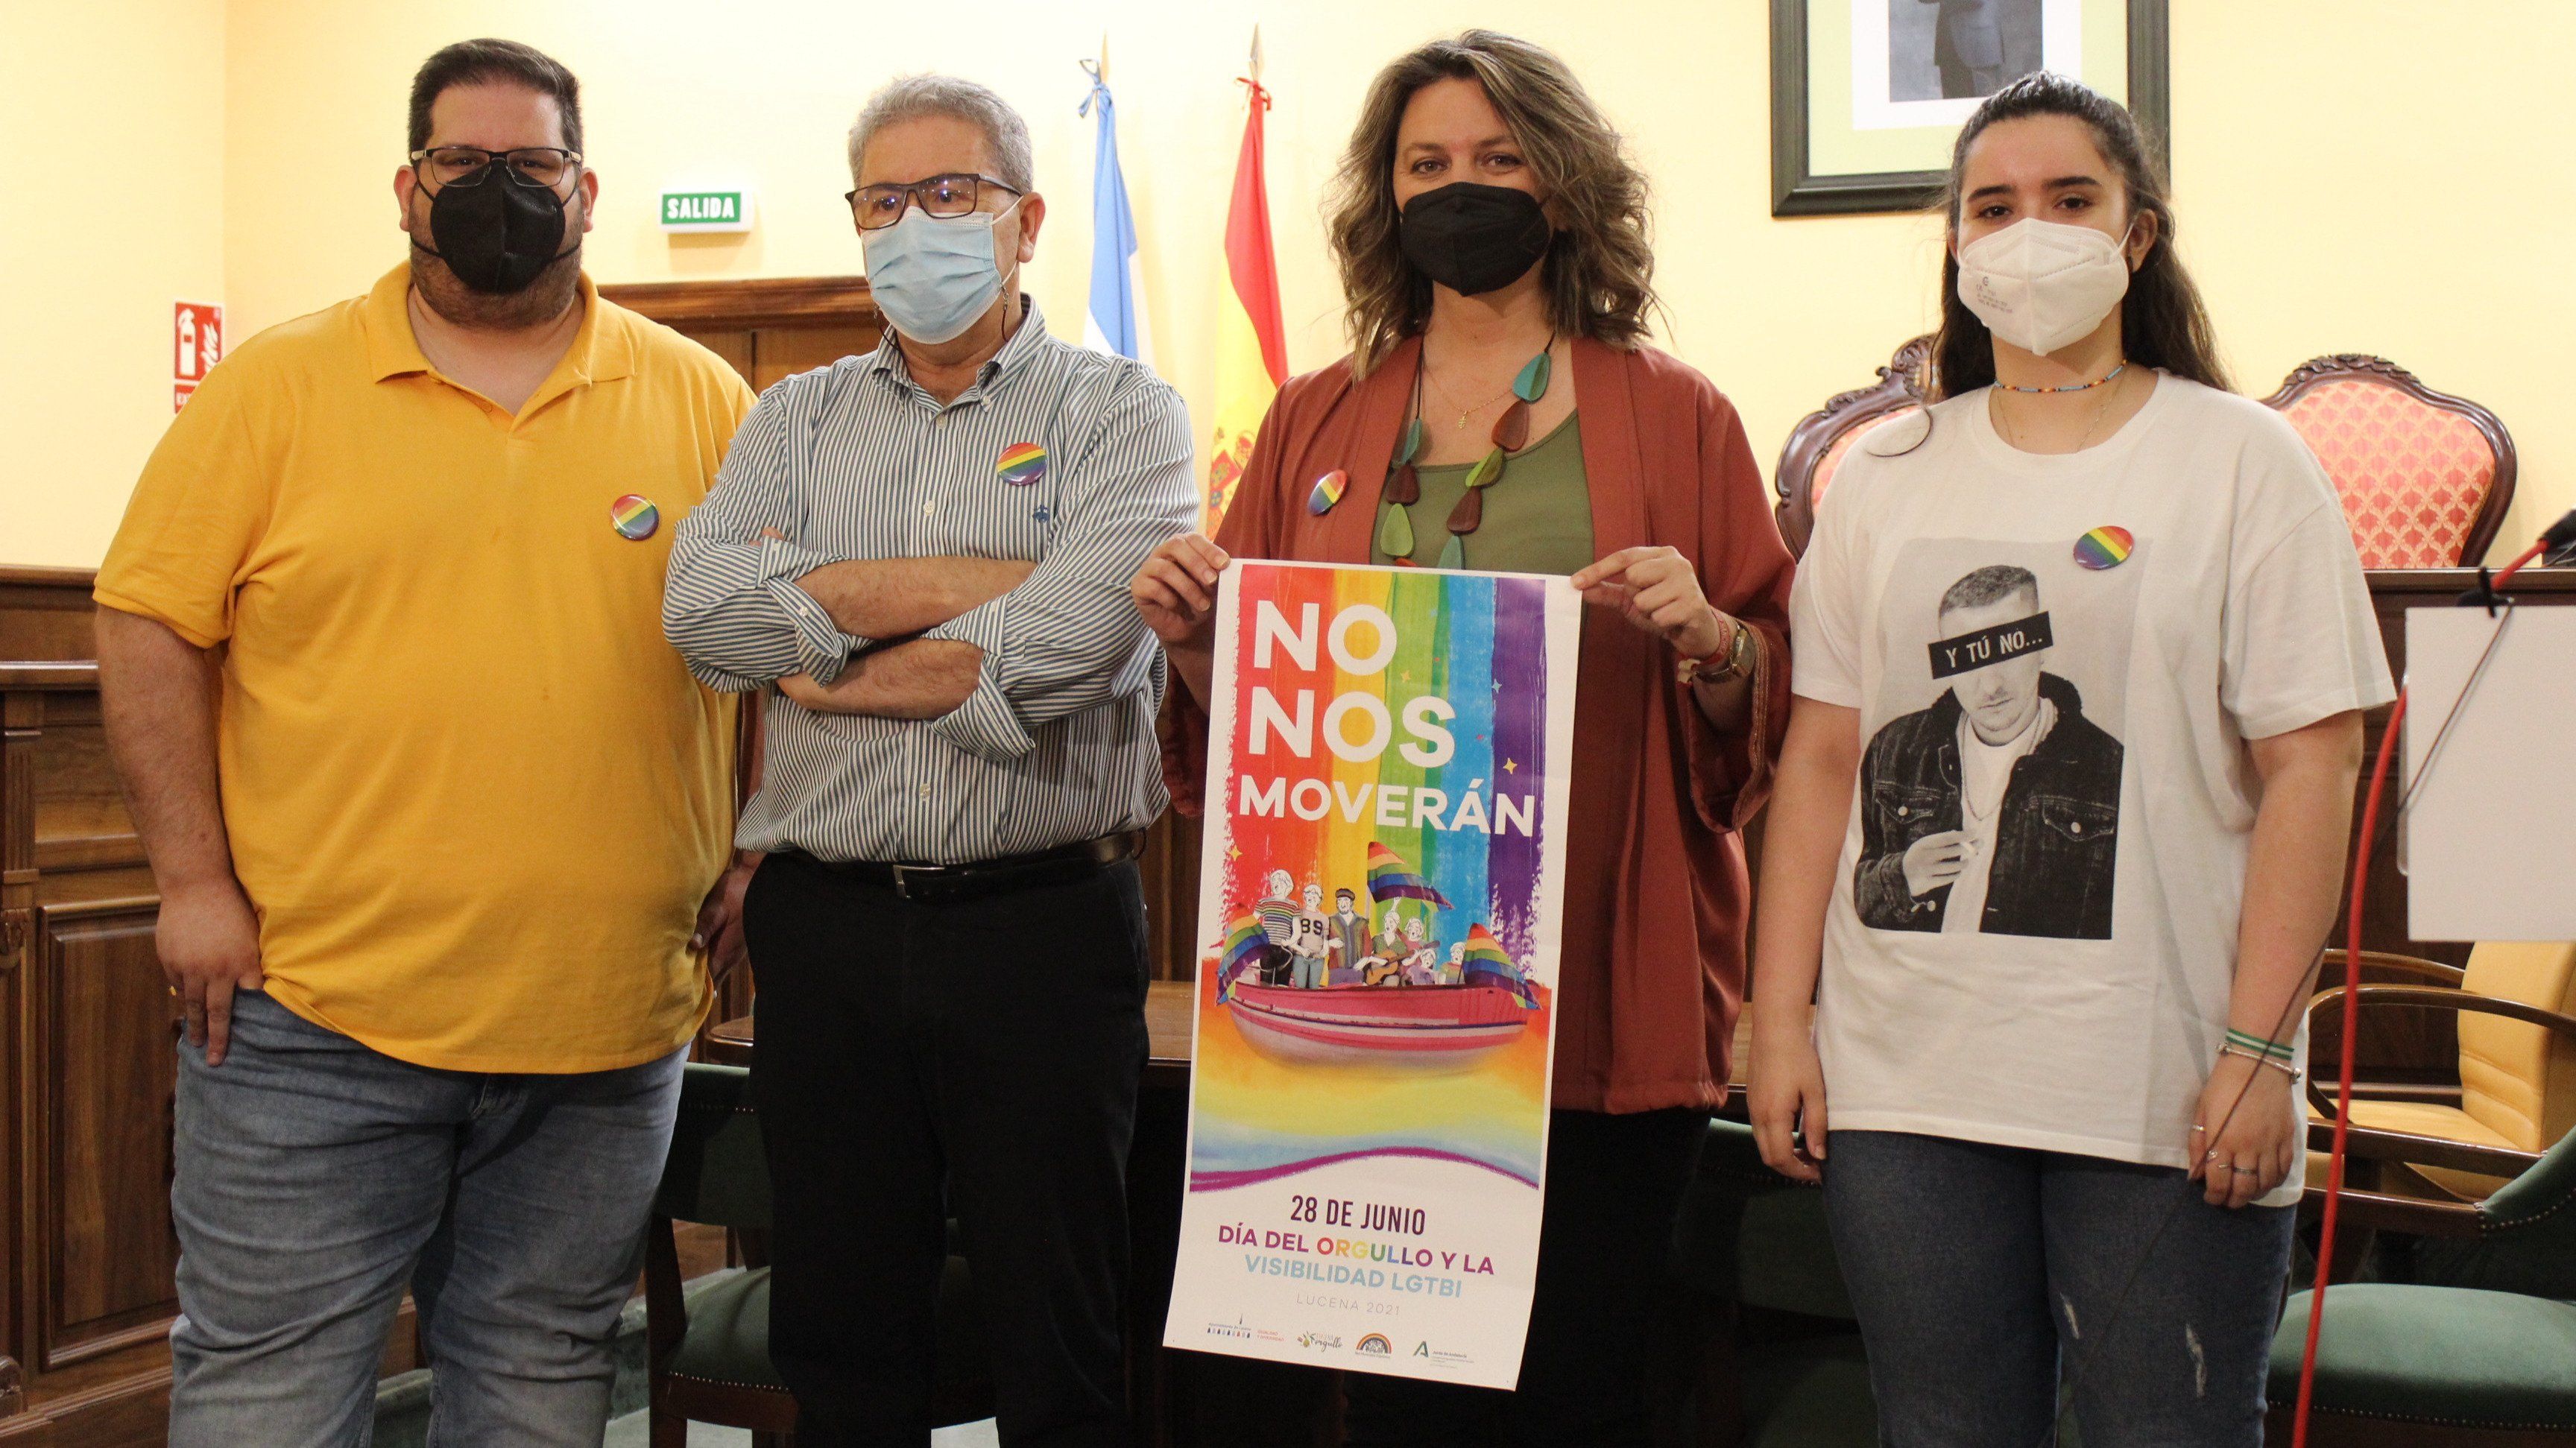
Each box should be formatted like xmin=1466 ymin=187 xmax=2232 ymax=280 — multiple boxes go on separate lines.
xmin=771 ymin=552 xmax=1032 ymax=721
xmin=661 ymin=379 xmax=1197 ymax=754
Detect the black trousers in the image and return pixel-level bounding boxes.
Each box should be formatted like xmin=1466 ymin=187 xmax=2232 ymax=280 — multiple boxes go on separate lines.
xmin=742 ymin=851 xmax=1150 ymax=1448
xmin=1339 ymin=1106 xmax=1710 ymax=1448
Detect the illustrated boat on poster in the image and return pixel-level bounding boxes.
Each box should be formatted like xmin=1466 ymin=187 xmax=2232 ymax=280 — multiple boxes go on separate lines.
xmin=1213 ymin=865 xmax=1541 ymax=1069
xmin=1223 ymin=981 xmax=1532 ymax=1069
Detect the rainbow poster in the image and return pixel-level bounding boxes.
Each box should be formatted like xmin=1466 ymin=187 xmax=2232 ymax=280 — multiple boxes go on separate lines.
xmin=1162 ymin=560 xmax=1579 ymax=1388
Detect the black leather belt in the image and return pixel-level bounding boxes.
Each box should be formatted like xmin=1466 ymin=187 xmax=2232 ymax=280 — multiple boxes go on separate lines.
xmin=795 ymin=832 xmax=1143 ymax=902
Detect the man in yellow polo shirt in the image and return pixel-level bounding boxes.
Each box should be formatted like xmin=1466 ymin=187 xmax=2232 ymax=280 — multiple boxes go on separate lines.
xmin=93 ymin=39 xmax=754 ymax=1447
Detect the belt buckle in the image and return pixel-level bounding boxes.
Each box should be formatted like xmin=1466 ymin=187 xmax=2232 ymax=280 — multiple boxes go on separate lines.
xmin=888 ymin=861 xmax=947 ymax=900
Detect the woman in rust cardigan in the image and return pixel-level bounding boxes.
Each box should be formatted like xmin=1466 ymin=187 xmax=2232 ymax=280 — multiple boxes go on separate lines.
xmin=1132 ymin=30 xmax=1794 ymax=1447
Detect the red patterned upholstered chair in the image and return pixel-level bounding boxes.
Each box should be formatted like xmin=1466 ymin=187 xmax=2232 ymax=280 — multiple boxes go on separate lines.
xmin=2262 ymin=355 xmax=2519 ymax=569
xmin=1773 ymin=335 xmax=1935 ymax=557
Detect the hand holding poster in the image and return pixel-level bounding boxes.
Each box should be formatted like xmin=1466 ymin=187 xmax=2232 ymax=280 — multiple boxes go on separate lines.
xmin=1163 ymin=560 xmax=1580 ymax=1388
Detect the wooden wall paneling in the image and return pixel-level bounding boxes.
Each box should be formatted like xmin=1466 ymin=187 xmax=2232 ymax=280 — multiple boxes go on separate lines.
xmin=684 ymin=330 xmax=756 ymax=389
xmin=749 ymin=326 xmax=879 ymax=391
xmin=3 ymin=686 xmax=36 ymax=1420
xmin=597 ymin=275 xmax=883 ymax=395
xmin=28 ymin=695 xmax=139 ymax=876
xmin=1 ymin=581 xmax=183 ymax=1442
xmin=599 ymin=276 xmax=878 ymax=332
xmin=0 ymin=572 xmax=101 ymax=665
xmin=30 ymin=897 xmax=176 ymax=1372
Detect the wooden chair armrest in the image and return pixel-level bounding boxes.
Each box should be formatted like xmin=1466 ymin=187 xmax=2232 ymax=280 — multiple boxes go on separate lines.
xmin=2319 ymin=949 xmax=2469 ymax=988
xmin=2300 ymin=1183 xmax=2486 ymax=1239
xmin=2306 ymin=987 xmax=2576 ymax=1124
xmin=2305 ymin=1116 xmax=2545 ymax=1178
xmin=2311 ymin=986 xmax=2576 ymax=1044
xmin=2394 ymin=990 xmax=2576 ymax=1036
xmin=643 ymin=1214 xmax=687 ymax=1368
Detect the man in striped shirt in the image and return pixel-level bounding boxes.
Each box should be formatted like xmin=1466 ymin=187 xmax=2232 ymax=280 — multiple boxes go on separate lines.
xmin=662 ymin=74 xmax=1193 ymax=1447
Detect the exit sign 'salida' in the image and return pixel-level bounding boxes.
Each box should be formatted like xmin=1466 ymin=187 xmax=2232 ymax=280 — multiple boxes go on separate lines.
xmin=660 ymin=189 xmax=756 ymax=234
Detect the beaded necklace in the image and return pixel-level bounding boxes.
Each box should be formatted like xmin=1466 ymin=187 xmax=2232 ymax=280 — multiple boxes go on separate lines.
xmin=1378 ymin=335 xmax=1556 ymax=569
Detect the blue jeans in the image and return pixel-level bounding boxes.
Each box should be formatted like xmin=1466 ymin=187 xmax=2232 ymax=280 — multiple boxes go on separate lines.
xmin=167 ymin=990 xmax=686 ymax=1447
xmin=1822 ymin=1130 xmax=2294 ymax=1448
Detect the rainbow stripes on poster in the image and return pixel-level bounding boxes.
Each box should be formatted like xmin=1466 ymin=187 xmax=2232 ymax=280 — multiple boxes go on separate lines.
xmin=1164 ymin=560 xmax=1580 ymax=1391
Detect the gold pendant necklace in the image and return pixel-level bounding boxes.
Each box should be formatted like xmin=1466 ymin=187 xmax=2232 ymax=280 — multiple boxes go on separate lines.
xmin=1428 ymin=369 xmax=1519 ymax=431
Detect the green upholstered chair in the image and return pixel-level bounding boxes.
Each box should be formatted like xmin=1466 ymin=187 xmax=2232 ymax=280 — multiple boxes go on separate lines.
xmin=645 ymin=1063 xmax=993 ymax=1447
xmin=2268 ymin=1116 xmax=2576 ymax=1444
xmin=1672 ymin=1119 xmax=1879 ymax=1447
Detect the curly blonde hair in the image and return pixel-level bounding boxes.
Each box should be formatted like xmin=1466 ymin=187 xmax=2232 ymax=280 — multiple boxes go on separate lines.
xmin=1325 ymin=31 xmax=1658 ymax=376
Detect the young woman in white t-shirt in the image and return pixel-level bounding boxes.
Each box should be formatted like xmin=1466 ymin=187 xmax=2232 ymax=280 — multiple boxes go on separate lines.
xmin=1749 ymin=74 xmax=2392 ymax=1447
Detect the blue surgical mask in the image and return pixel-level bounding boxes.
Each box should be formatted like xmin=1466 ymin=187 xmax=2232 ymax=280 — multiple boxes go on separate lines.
xmin=860 ymin=201 xmax=1018 ymax=344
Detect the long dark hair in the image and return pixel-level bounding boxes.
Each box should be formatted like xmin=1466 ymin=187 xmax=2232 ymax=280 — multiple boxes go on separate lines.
xmin=1929 ymin=73 xmax=2229 ymax=399
xmin=1325 ymin=31 xmax=1658 ymax=376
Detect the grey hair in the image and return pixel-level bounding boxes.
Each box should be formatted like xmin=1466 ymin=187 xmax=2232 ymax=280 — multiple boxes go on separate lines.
xmin=845 ymin=74 xmax=1034 ymax=192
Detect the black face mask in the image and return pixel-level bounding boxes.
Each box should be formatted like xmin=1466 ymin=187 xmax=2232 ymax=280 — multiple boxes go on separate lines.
xmin=419 ymin=165 xmax=572 ymax=294
xmin=1398 ymin=182 xmax=1551 ymax=297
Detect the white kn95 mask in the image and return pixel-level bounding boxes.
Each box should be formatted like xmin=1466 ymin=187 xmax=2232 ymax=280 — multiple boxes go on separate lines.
xmin=1955 ymin=218 xmax=2137 ymax=357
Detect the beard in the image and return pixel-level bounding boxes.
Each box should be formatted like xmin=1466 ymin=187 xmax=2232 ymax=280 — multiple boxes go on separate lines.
xmin=404 ymin=195 xmax=585 ymax=331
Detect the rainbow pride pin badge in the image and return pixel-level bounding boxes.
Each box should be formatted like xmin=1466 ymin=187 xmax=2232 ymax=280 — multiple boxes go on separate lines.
xmin=2073 ymin=525 xmax=2134 ymax=571
xmin=1307 ymin=468 xmax=1348 ymax=516
xmin=610 ymin=494 xmax=660 ymax=541
xmin=997 ymin=442 xmax=1047 ymax=486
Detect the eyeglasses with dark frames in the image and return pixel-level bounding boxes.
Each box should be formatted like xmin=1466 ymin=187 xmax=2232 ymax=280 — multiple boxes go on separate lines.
xmin=845 ymin=173 xmax=1022 ymax=230
xmin=409 ymin=146 xmax=584 ymax=192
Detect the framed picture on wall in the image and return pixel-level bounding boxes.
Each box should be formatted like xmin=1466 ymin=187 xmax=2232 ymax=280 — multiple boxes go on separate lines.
xmin=1770 ymin=0 xmax=2169 ymax=215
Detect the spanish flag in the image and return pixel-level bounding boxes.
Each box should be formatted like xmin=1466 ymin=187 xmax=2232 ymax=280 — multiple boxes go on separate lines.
xmin=1205 ymin=74 xmax=1287 ymax=532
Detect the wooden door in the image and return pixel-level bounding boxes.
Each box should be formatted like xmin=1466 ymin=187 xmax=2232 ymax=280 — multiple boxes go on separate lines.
xmin=598 ymin=276 xmax=884 ymax=393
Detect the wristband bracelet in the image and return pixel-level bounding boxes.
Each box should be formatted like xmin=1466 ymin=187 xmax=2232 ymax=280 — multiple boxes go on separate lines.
xmin=2224 ymin=1028 xmax=2297 ymax=1063
xmin=2219 ymin=1040 xmax=2301 ymax=1083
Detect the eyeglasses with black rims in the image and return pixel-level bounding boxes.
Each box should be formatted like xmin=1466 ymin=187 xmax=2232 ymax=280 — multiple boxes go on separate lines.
xmin=845 ymin=173 xmax=1023 ymax=230
xmin=408 ymin=146 xmax=584 ymax=192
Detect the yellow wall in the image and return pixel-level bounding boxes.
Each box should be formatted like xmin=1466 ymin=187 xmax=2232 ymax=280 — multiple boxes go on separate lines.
xmin=1 ymin=0 xmax=227 ymax=569
xmin=7 ymin=0 xmax=2569 ymax=566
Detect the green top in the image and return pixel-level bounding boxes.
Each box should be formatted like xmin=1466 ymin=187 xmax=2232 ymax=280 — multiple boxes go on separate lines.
xmin=1370 ymin=411 xmax=1595 ymax=575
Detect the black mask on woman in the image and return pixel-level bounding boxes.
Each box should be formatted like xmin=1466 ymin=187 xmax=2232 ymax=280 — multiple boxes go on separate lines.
xmin=1398 ymin=182 xmax=1551 ymax=297
xmin=419 ymin=165 xmax=572 ymax=294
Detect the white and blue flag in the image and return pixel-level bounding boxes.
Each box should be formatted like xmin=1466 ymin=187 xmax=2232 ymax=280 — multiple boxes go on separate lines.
xmin=1078 ymin=66 xmax=1153 ymax=365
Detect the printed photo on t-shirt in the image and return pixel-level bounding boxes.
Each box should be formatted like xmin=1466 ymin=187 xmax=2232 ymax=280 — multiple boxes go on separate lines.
xmin=1854 ymin=535 xmax=2143 ymax=940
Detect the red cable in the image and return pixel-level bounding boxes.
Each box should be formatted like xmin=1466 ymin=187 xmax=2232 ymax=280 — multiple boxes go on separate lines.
xmin=2291 ymin=536 xmax=2542 ymax=1444
xmin=2495 ymin=541 xmax=2548 ymax=590
xmin=2291 ymin=688 xmax=2403 ymax=1447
